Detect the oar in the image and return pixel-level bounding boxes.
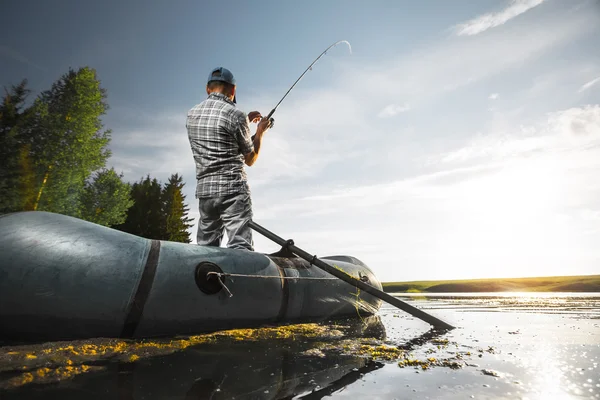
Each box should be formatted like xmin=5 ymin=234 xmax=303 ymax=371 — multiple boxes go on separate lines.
xmin=249 ymin=220 xmax=455 ymax=331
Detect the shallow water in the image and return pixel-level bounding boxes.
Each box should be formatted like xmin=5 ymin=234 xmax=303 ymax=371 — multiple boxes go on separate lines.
xmin=1 ymin=293 xmax=598 ymax=399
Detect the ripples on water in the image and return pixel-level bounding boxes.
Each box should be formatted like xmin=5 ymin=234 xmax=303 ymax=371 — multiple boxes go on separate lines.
xmin=394 ymin=292 xmax=600 ymax=316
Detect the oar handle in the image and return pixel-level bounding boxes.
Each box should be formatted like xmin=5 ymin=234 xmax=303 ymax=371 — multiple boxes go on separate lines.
xmin=248 ymin=220 xmax=455 ymax=331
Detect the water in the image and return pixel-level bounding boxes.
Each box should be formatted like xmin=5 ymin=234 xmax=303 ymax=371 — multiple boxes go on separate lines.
xmin=1 ymin=293 xmax=598 ymax=399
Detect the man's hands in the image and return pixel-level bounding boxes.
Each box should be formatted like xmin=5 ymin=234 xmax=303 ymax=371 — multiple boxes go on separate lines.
xmin=257 ymin=116 xmax=272 ymax=133
xmin=244 ymin=116 xmax=273 ymax=167
xmin=248 ymin=111 xmax=262 ymax=123
xmin=248 ymin=111 xmax=273 ymax=132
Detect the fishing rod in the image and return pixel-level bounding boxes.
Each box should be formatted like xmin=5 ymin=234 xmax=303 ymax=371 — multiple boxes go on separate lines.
xmin=264 ymin=40 xmax=352 ymax=124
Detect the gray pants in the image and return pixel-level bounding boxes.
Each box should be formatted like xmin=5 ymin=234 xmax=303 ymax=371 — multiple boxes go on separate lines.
xmin=197 ymin=191 xmax=254 ymax=251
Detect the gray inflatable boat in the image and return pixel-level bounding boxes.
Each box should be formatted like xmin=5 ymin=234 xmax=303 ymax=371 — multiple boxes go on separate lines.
xmin=0 ymin=211 xmax=382 ymax=342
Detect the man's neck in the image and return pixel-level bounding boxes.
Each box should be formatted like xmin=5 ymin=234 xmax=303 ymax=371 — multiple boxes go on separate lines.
xmin=209 ymin=91 xmax=231 ymax=100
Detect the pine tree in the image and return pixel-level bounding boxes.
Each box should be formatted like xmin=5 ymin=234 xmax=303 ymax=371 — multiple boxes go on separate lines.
xmin=162 ymin=173 xmax=194 ymax=243
xmin=113 ymin=173 xmax=194 ymax=243
xmin=113 ymin=175 xmax=164 ymax=239
xmin=79 ymin=168 xmax=134 ymax=227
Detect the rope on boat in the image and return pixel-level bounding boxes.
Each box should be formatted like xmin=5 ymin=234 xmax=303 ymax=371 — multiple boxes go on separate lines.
xmin=207 ymin=271 xmax=338 ymax=281
xmin=206 ymin=271 xmax=338 ymax=298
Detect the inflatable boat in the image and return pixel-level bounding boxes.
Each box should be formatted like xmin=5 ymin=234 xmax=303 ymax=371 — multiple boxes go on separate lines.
xmin=0 ymin=211 xmax=382 ymax=342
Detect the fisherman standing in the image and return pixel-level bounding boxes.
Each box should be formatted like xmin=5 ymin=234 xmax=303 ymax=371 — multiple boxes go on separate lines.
xmin=186 ymin=67 xmax=272 ymax=251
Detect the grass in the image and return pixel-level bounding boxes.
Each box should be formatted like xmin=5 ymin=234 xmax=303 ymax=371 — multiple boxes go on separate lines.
xmin=382 ymin=274 xmax=600 ymax=293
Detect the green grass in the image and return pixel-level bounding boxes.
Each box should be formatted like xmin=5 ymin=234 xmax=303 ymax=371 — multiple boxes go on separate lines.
xmin=382 ymin=274 xmax=600 ymax=293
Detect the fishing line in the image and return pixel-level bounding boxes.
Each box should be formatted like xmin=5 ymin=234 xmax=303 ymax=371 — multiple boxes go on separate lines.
xmin=265 ymin=40 xmax=352 ymax=123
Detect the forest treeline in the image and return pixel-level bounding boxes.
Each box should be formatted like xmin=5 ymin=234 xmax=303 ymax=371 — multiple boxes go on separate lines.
xmin=0 ymin=67 xmax=194 ymax=242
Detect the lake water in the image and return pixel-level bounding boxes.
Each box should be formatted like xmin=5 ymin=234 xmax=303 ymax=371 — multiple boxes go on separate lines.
xmin=1 ymin=293 xmax=598 ymax=399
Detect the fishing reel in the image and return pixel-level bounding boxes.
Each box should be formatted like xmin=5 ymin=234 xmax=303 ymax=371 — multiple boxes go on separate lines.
xmin=268 ymin=117 xmax=275 ymax=129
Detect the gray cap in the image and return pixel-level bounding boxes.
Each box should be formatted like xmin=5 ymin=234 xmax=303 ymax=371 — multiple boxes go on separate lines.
xmin=207 ymin=67 xmax=236 ymax=103
xmin=208 ymin=67 xmax=236 ymax=85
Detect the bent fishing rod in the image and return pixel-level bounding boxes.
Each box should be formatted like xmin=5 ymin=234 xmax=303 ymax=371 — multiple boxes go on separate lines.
xmin=263 ymin=40 xmax=352 ymax=125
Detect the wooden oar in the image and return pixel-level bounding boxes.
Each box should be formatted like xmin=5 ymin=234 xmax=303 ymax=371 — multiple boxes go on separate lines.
xmin=249 ymin=220 xmax=455 ymax=331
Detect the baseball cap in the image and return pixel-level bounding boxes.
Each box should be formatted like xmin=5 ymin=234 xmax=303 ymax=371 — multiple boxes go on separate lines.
xmin=208 ymin=67 xmax=237 ymax=103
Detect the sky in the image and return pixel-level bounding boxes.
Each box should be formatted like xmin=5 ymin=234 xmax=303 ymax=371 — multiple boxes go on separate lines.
xmin=2 ymin=0 xmax=600 ymax=282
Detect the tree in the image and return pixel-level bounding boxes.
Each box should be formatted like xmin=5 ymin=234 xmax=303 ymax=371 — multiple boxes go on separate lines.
xmin=113 ymin=175 xmax=164 ymax=239
xmin=21 ymin=67 xmax=111 ymax=216
xmin=113 ymin=173 xmax=193 ymax=243
xmin=1 ymin=68 xmax=136 ymax=226
xmin=0 ymin=80 xmax=36 ymax=213
xmin=162 ymin=173 xmax=194 ymax=243
xmin=79 ymin=168 xmax=134 ymax=227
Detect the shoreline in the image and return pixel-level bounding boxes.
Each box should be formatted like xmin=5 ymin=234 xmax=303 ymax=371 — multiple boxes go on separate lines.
xmin=382 ymin=274 xmax=600 ymax=293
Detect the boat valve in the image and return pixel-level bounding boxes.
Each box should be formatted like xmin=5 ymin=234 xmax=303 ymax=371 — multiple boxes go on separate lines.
xmin=195 ymin=262 xmax=230 ymax=296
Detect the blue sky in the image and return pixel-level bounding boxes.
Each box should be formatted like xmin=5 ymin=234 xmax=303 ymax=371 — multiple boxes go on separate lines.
xmin=2 ymin=0 xmax=600 ymax=281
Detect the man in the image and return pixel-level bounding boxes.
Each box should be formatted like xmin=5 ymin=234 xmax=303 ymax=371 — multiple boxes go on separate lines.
xmin=186 ymin=67 xmax=271 ymax=251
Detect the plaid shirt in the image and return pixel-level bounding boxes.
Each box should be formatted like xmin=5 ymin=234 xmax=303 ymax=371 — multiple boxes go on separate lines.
xmin=186 ymin=93 xmax=254 ymax=198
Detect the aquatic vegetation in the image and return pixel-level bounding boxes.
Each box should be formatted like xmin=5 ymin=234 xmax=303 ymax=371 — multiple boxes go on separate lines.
xmin=0 ymin=322 xmax=348 ymax=387
xmin=397 ymin=354 xmax=464 ymax=370
xmin=477 ymin=346 xmax=497 ymax=354
xmin=481 ymin=368 xmax=502 ymax=377
xmin=331 ymin=263 xmax=372 ymax=320
xmin=301 ymin=348 xmax=327 ymax=358
xmin=0 ymin=316 xmax=463 ymax=391
xmin=1 ymin=364 xmax=102 ymax=390
xmin=357 ymin=344 xmax=404 ymax=360
xmin=316 ymin=338 xmax=404 ymax=361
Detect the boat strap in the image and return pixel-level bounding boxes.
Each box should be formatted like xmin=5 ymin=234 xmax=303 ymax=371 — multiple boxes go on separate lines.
xmin=121 ymin=240 xmax=161 ymax=338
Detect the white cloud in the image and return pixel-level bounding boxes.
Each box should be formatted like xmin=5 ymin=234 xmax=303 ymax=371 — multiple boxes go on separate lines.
xmin=454 ymin=0 xmax=546 ymax=36
xmin=377 ymin=104 xmax=410 ymax=118
xmin=580 ymin=209 xmax=600 ymax=221
xmin=245 ymin=88 xmax=371 ymax=187
xmin=489 ymin=93 xmax=499 ymax=100
xmin=249 ymin=105 xmax=600 ymax=281
xmin=349 ymin=7 xmax=596 ymax=106
xmin=436 ymin=106 xmax=600 ymax=165
xmin=578 ymin=76 xmax=600 ymax=93
xmin=108 ymin=110 xmax=193 ymax=180
xmin=246 ymin=6 xmax=598 ymax=188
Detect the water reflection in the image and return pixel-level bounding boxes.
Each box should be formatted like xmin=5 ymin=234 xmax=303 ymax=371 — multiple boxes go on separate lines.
xmin=393 ymin=292 xmax=600 ymax=316
xmin=3 ymin=295 xmax=597 ymax=399
xmin=118 ymin=344 xmax=380 ymax=400
xmin=1 ymin=316 xmax=391 ymax=399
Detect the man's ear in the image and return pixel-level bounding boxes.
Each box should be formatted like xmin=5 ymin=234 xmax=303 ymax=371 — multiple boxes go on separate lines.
xmin=206 ymin=85 xmax=211 ymax=96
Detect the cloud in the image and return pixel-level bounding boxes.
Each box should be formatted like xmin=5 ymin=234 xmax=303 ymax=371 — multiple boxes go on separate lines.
xmin=242 ymin=5 xmax=598 ymax=188
xmin=454 ymin=0 xmax=546 ymax=36
xmin=349 ymin=6 xmax=596 ymax=106
xmin=580 ymin=209 xmax=600 ymax=221
xmin=377 ymin=104 xmax=410 ymax=118
xmin=248 ymin=104 xmax=600 ymax=281
xmin=105 ymin=108 xmax=205 ymax=243
xmin=437 ymin=105 xmax=600 ymax=164
xmin=0 ymin=45 xmax=45 ymax=71
xmin=108 ymin=110 xmax=193 ymax=180
xmin=578 ymin=76 xmax=600 ymax=93
xmin=243 ymin=88 xmax=371 ymax=187
xmin=489 ymin=93 xmax=499 ymax=100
